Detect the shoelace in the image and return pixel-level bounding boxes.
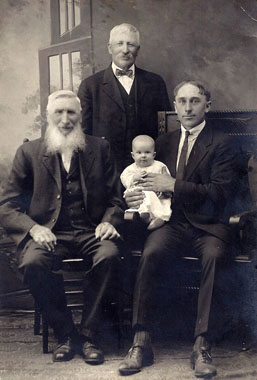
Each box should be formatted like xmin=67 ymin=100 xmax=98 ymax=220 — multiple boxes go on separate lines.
xmin=128 ymin=345 xmax=142 ymax=358
xmin=199 ymin=349 xmax=212 ymax=363
xmin=83 ymin=341 xmax=98 ymax=350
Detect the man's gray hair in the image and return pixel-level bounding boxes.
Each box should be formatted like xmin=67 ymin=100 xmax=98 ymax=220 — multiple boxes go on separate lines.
xmin=46 ymin=90 xmax=82 ymax=113
xmin=109 ymin=23 xmax=140 ymax=46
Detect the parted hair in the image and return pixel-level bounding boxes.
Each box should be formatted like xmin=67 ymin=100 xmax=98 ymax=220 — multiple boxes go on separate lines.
xmin=174 ymin=80 xmax=211 ymax=101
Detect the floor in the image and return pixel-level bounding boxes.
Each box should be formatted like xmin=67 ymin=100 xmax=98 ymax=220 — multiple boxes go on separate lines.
xmin=0 ymin=311 xmax=257 ymax=380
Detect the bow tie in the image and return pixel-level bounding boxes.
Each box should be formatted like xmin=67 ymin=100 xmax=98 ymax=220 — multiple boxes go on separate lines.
xmin=116 ymin=69 xmax=133 ymax=78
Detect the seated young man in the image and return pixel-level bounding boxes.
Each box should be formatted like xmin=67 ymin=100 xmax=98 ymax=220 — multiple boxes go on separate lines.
xmin=118 ymin=80 xmax=238 ymax=378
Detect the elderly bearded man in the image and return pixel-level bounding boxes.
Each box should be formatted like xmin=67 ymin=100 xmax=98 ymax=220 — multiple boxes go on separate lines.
xmin=0 ymin=90 xmax=124 ymax=364
xmin=78 ymin=23 xmax=171 ymax=172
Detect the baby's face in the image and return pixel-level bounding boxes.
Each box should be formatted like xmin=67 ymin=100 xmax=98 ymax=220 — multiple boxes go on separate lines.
xmin=131 ymin=140 xmax=156 ymax=168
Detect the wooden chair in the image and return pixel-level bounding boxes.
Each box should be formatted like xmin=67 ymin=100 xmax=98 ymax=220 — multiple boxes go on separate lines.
xmin=33 ymin=258 xmax=84 ymax=353
xmin=34 ymin=256 xmax=125 ymax=353
xmin=157 ymin=109 xmax=257 ymax=256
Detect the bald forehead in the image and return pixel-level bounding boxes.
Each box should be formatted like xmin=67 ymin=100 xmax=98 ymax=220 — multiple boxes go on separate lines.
xmin=132 ymin=135 xmax=155 ymax=148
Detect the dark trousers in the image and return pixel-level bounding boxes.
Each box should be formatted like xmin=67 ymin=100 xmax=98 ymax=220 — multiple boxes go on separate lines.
xmin=132 ymin=220 xmax=229 ymax=339
xmin=19 ymin=229 xmax=120 ymax=340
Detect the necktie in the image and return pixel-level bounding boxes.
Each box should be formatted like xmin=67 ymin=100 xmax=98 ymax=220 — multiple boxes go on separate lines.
xmin=176 ymin=130 xmax=190 ymax=180
xmin=116 ymin=68 xmax=133 ymax=78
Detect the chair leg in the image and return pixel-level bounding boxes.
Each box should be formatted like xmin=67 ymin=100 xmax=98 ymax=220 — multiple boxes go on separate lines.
xmin=117 ymin=256 xmax=132 ymax=349
xmin=241 ymin=322 xmax=250 ymax=351
xmin=42 ymin=310 xmax=49 ymax=354
xmin=117 ymin=289 xmax=125 ymax=349
xmin=34 ymin=301 xmax=41 ymax=336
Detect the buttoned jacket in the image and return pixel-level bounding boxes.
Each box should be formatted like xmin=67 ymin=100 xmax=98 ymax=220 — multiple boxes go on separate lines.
xmin=78 ymin=65 xmax=171 ymax=165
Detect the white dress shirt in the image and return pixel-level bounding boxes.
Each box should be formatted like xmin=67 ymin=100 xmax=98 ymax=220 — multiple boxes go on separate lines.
xmin=176 ymin=120 xmax=206 ymax=170
xmin=112 ymin=62 xmax=135 ymax=94
xmin=61 ymin=151 xmax=72 ymax=173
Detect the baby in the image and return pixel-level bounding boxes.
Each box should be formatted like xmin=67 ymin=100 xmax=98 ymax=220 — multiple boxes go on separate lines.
xmin=120 ymin=135 xmax=172 ymax=230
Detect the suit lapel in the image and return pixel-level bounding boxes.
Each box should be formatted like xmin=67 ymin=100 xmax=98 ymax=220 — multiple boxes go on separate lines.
xmin=78 ymin=144 xmax=95 ymax=209
xmin=135 ymin=67 xmax=148 ymax=102
xmin=42 ymin=149 xmax=61 ymax=192
xmin=157 ymin=131 xmax=181 ymax=177
xmin=102 ymin=66 xmax=125 ymax=111
xmin=168 ymin=130 xmax=181 ymax=177
xmin=184 ymin=123 xmax=213 ymax=179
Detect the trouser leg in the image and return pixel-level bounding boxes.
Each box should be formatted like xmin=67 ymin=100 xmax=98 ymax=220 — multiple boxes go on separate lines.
xmin=132 ymin=223 xmax=180 ymax=331
xmin=76 ymin=235 xmax=120 ymax=339
xmin=193 ymin=235 xmax=227 ymax=339
xmin=131 ymin=221 xmax=228 ymax=343
xmin=19 ymin=239 xmax=75 ymax=339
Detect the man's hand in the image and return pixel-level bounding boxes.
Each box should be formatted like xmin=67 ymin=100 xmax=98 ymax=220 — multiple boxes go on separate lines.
xmin=138 ymin=173 xmax=176 ymax=193
xmin=131 ymin=170 xmax=147 ymax=186
xmin=29 ymin=224 xmax=57 ymax=251
xmin=95 ymin=222 xmax=120 ymax=241
xmin=125 ymin=188 xmax=145 ymax=209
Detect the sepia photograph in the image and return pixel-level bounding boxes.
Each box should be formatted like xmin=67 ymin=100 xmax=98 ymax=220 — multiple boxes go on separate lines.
xmin=0 ymin=1 xmax=257 ymax=379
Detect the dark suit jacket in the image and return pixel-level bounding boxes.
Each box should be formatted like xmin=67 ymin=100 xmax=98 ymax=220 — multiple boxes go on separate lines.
xmin=78 ymin=65 xmax=171 ymax=169
xmin=0 ymin=135 xmax=124 ymax=248
xmin=156 ymin=123 xmax=237 ymax=242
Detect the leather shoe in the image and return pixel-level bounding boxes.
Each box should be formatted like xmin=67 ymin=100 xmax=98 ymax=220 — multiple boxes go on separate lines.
xmin=52 ymin=336 xmax=75 ymax=362
xmin=119 ymin=344 xmax=154 ymax=375
xmin=82 ymin=341 xmax=104 ymax=365
xmin=191 ymin=348 xmax=217 ymax=378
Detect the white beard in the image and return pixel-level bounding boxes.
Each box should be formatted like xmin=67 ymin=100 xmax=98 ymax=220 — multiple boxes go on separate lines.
xmin=45 ymin=118 xmax=86 ymax=171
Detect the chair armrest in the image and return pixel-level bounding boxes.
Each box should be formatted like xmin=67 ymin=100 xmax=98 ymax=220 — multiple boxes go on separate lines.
xmin=229 ymin=207 xmax=257 ymax=258
xmin=229 ymin=207 xmax=257 ymax=227
xmin=124 ymin=211 xmax=139 ymax=222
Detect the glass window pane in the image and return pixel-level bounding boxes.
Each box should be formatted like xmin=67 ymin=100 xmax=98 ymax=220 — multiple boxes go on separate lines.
xmin=74 ymin=0 xmax=81 ymax=26
xmin=68 ymin=0 xmax=74 ymax=30
xmin=49 ymin=55 xmax=60 ymax=93
xmin=62 ymin=53 xmax=71 ymax=90
xmin=59 ymin=0 xmax=66 ymax=35
xmin=71 ymin=51 xmax=82 ymax=93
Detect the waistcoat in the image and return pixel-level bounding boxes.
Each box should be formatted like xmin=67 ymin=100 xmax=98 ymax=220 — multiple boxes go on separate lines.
xmin=54 ymin=153 xmax=92 ymax=231
xmin=116 ymin=79 xmax=138 ymax=169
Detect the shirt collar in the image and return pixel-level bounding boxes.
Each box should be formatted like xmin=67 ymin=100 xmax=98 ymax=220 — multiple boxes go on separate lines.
xmin=112 ymin=62 xmax=135 ymax=78
xmin=180 ymin=120 xmax=206 ymax=138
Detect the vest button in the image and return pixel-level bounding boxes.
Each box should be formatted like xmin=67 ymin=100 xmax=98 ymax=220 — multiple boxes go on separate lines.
xmin=56 ymin=195 xmax=61 ymax=199
xmin=52 ymin=218 xmax=56 ymax=222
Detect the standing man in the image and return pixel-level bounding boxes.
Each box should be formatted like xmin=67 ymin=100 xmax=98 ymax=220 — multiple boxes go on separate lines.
xmin=0 ymin=90 xmax=124 ymax=364
xmin=119 ymin=80 xmax=237 ymax=378
xmin=78 ymin=23 xmax=171 ymax=172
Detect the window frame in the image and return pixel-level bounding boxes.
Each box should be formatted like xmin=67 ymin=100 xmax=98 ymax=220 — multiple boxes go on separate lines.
xmin=38 ymin=37 xmax=93 ymax=134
